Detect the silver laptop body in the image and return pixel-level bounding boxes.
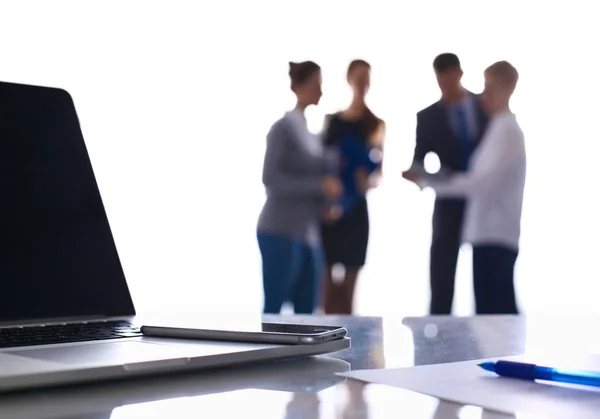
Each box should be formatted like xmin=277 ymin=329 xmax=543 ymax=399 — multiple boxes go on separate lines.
xmin=0 ymin=356 xmax=351 ymax=419
xmin=0 ymin=81 xmax=349 ymax=393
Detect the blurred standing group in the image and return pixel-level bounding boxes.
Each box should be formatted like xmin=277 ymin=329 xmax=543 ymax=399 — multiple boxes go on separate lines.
xmin=257 ymin=53 xmax=525 ymax=316
xmin=256 ymin=59 xmax=383 ymax=315
xmin=403 ymin=54 xmax=525 ymax=315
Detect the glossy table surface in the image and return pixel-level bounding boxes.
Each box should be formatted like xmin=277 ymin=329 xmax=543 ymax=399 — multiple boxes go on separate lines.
xmin=1 ymin=314 xmax=598 ymax=419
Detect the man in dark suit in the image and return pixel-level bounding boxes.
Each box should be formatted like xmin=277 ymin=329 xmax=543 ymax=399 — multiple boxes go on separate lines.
xmin=406 ymin=53 xmax=489 ymax=314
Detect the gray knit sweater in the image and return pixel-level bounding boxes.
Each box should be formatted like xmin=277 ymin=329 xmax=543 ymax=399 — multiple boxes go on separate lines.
xmin=256 ymin=110 xmax=326 ymax=246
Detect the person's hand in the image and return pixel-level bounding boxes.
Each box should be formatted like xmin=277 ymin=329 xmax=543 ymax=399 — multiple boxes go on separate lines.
xmin=354 ymin=168 xmax=369 ymax=195
xmin=322 ymin=175 xmax=342 ymax=199
xmin=323 ymin=205 xmax=342 ymax=222
xmin=402 ymin=170 xmax=419 ymax=183
xmin=369 ymin=169 xmax=383 ymax=189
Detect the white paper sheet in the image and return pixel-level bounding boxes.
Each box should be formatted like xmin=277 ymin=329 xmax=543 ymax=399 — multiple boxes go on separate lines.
xmin=340 ymin=354 xmax=600 ymax=418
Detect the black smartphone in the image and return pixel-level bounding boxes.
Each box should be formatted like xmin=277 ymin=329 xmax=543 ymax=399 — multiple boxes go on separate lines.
xmin=140 ymin=322 xmax=347 ymax=345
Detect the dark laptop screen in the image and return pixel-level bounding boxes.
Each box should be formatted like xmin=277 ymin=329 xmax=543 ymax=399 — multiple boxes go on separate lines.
xmin=0 ymin=82 xmax=135 ymax=322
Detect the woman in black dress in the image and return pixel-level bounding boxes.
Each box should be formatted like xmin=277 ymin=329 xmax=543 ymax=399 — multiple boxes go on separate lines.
xmin=321 ymin=59 xmax=385 ymax=314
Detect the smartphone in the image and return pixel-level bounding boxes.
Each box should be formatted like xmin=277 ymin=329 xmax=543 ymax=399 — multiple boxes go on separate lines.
xmin=140 ymin=322 xmax=348 ymax=345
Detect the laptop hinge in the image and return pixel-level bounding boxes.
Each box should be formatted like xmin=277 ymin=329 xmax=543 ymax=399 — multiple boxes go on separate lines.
xmin=0 ymin=315 xmax=132 ymax=328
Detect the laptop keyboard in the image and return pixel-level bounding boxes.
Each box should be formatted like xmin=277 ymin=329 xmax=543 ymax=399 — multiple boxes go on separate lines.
xmin=0 ymin=320 xmax=142 ymax=348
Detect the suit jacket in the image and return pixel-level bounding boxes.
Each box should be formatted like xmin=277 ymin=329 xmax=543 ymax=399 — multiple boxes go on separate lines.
xmin=412 ymin=92 xmax=488 ymax=174
xmin=411 ymin=92 xmax=489 ymax=236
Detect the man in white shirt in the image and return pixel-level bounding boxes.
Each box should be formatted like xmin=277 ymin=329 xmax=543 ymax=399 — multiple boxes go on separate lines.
xmin=404 ymin=61 xmax=526 ymax=314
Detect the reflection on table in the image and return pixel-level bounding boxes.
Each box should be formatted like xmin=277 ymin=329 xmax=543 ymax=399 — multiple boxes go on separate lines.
xmin=1 ymin=315 xmax=598 ymax=418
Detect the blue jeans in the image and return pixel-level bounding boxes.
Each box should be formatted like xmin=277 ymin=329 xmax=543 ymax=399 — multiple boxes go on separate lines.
xmin=257 ymin=232 xmax=323 ymax=314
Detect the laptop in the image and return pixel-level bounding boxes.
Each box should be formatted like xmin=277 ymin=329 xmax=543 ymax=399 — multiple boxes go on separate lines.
xmin=0 ymin=357 xmax=351 ymax=419
xmin=0 ymin=81 xmax=350 ymax=393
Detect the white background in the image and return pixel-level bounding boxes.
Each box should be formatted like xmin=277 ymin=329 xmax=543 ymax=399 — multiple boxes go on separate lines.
xmin=1 ymin=0 xmax=598 ymax=316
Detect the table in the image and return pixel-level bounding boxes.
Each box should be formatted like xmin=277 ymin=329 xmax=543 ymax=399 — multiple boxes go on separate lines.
xmin=0 ymin=315 xmax=598 ymax=418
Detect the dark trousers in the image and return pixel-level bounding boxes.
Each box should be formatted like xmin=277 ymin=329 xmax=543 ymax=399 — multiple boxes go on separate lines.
xmin=429 ymin=200 xmax=465 ymax=314
xmin=257 ymin=232 xmax=323 ymax=314
xmin=472 ymin=245 xmax=519 ymax=314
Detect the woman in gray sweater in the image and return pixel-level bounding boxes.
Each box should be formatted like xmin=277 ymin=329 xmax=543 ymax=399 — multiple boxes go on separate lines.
xmin=257 ymin=61 xmax=342 ymax=314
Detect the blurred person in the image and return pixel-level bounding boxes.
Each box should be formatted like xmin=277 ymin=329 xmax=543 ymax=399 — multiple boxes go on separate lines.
xmin=343 ymin=380 xmax=368 ymax=419
xmin=321 ymin=59 xmax=385 ymax=314
xmin=404 ymin=53 xmax=489 ymax=315
xmin=285 ymin=393 xmax=320 ymax=419
xmin=257 ymin=61 xmax=343 ymax=314
xmin=404 ymin=61 xmax=525 ymax=314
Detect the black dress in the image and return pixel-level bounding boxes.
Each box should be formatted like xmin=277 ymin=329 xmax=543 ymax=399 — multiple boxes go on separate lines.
xmin=321 ymin=114 xmax=370 ymax=268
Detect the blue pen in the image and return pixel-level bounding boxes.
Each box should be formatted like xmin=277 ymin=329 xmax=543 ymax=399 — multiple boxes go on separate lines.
xmin=478 ymin=360 xmax=600 ymax=388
